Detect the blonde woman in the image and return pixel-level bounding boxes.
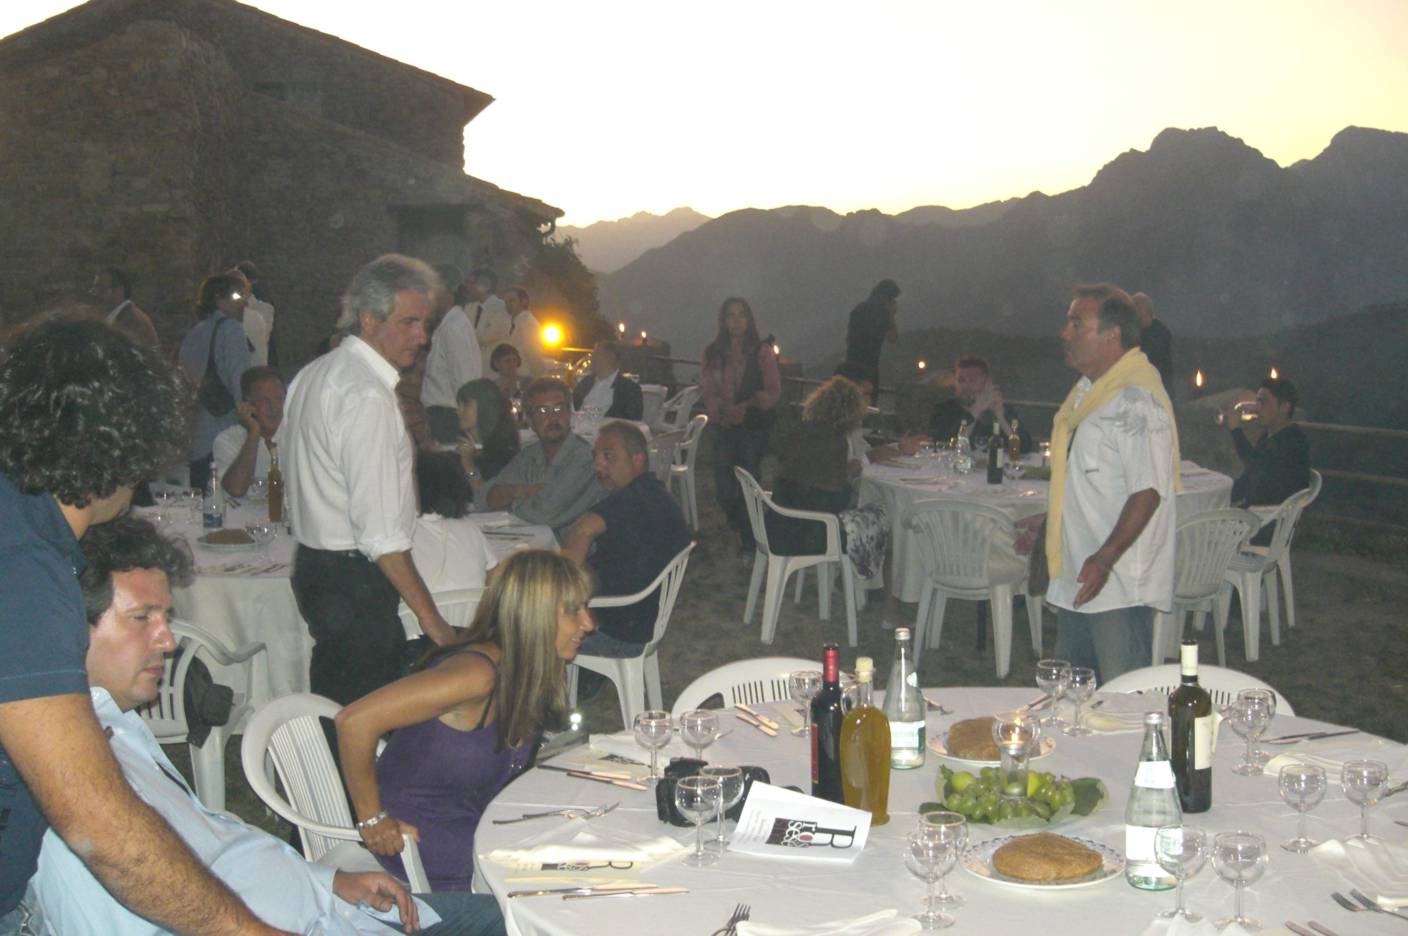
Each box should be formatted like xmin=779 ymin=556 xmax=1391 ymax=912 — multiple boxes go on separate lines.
xmin=336 ymin=550 xmax=594 ymax=892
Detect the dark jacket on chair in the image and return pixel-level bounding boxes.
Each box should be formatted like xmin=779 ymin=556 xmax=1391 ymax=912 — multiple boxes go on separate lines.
xmin=572 ymin=373 xmax=644 ymax=421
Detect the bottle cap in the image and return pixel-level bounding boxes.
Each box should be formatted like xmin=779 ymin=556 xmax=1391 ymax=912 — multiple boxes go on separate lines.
xmin=855 ymin=657 xmax=874 ymax=679
xmin=894 ymin=627 xmax=911 ymax=641
xmin=1144 ymin=712 xmax=1164 ymax=726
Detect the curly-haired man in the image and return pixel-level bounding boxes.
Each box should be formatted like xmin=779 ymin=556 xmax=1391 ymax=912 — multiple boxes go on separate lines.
xmin=0 ymin=317 xmax=288 ymax=935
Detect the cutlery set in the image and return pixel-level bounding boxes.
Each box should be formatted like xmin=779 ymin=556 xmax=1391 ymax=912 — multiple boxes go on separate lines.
xmin=1285 ymin=921 xmax=1342 ymax=936
xmin=537 ymin=764 xmax=648 ymax=790
xmin=1261 ymin=729 xmax=1360 ymax=745
xmin=734 ymin=710 xmax=778 ymax=737
xmin=491 ymin=802 xmax=619 ymax=825
xmin=1331 ymin=889 xmax=1408 ymax=920
xmin=709 ymin=902 xmax=751 ymax=935
xmin=507 ymin=884 xmax=686 ymax=900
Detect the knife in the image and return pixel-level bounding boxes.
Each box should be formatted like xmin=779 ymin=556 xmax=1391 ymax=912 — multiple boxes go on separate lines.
xmin=563 ymin=887 xmax=688 ymax=900
xmin=1307 ymin=921 xmax=1344 ymax=936
xmin=1285 ymin=923 xmax=1315 ymax=936
xmin=734 ymin=711 xmax=777 ymax=737
xmin=1261 ymin=729 xmax=1359 ymax=745
xmin=537 ymin=764 xmax=648 ymax=790
xmin=508 ymin=885 xmax=642 ymax=898
xmin=735 ymin=704 xmax=779 ymax=731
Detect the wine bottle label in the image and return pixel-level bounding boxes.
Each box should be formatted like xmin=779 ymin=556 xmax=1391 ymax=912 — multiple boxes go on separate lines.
xmin=1134 ymin=760 xmax=1176 ymax=789
xmin=1125 ymin=825 xmax=1157 ymax=862
xmin=1193 ymin=715 xmax=1212 ymax=770
xmin=890 ymin=720 xmax=924 ymax=748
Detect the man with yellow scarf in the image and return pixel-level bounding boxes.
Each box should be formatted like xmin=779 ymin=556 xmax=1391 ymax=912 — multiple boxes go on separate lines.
xmin=1045 ymin=284 xmax=1180 ymax=682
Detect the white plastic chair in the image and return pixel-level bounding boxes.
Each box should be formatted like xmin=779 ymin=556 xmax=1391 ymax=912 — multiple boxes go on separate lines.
xmin=670 ymin=656 xmax=818 ymax=718
xmin=1102 ymin=663 xmax=1295 ymax=715
xmin=1221 ymin=481 xmax=1314 ymax=661
xmin=1150 ymin=509 xmax=1261 ymax=667
xmin=569 ymin=542 xmax=696 ymax=727
xmin=907 ymin=500 xmax=1041 ymax=679
xmin=240 ymin=693 xmax=429 ymax=891
xmin=668 ymin=414 xmax=708 ymax=531
xmin=735 ymin=468 xmax=860 ymax=648
xmin=397 ymin=586 xmax=485 ymax=640
xmin=1275 ymin=468 xmax=1321 ymax=633
xmin=639 ymin=383 xmax=669 ymax=428
xmin=652 ymin=384 xmax=702 ymax=434
xmin=137 ymin=619 xmax=267 ymax=813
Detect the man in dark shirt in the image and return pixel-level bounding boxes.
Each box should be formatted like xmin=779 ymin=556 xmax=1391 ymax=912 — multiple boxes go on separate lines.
xmin=562 ymin=421 xmax=690 ymax=654
xmin=1133 ymin=292 xmax=1174 ymax=396
xmin=571 ymin=340 xmax=644 ymax=420
xmin=844 ymin=278 xmax=901 ymax=390
xmin=928 ymin=355 xmax=1032 ymax=452
xmin=1224 ymin=377 xmax=1311 ymax=519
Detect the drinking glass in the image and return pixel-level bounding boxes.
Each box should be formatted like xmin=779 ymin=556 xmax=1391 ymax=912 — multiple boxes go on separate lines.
xmin=1278 ymin=763 xmax=1327 ymax=852
xmin=247 ymin=477 xmax=268 ymax=501
xmin=788 ymin=670 xmax=822 ymax=736
xmin=905 ymin=831 xmax=955 ymax=931
xmin=182 ymin=488 xmax=202 ymax=523
xmin=1228 ymin=688 xmax=1276 ymax=775
xmin=917 ymin=810 xmax=967 ymax=908
xmin=632 ymin=710 xmax=672 ymax=782
xmin=245 ymin=522 xmax=277 ymax=559
xmin=700 ymin=765 xmax=744 ymax=848
xmin=674 ymin=776 xmax=722 ymax=867
xmin=1034 ymin=658 xmax=1071 ymax=729
xmin=1063 ymin=666 xmax=1097 ymax=737
xmin=1155 ymin=824 xmax=1208 ymax=921
xmin=991 ymin=710 xmax=1041 ymax=801
xmin=679 ymin=710 xmax=720 ymax=761
xmin=1341 ymin=759 xmax=1389 ymax=843
xmin=1212 ymin=830 xmax=1268 ymax=931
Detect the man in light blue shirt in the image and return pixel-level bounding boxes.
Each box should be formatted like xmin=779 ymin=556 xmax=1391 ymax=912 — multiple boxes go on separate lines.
xmin=178 ymin=272 xmax=252 ymax=491
xmin=28 ymin=517 xmax=505 ymax=936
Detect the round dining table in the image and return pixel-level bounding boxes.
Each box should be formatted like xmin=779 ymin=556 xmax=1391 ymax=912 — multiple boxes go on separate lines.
xmin=860 ymin=458 xmax=1236 ymax=602
xmin=474 ymin=687 xmax=1408 ymax=935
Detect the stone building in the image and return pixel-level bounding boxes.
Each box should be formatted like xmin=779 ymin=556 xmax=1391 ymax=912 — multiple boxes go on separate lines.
xmin=0 ymin=0 xmax=561 ymax=363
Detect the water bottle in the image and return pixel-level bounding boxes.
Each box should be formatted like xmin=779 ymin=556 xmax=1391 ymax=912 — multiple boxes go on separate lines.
xmin=202 ymin=457 xmax=224 ymax=529
xmin=1124 ymin=711 xmax=1181 ymax=890
xmin=881 ymin=628 xmax=926 ymax=769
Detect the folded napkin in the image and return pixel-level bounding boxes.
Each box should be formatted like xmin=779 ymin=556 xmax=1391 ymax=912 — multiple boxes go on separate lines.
xmin=486 ymin=826 xmax=686 ymax=874
xmin=1136 ymin=916 xmax=1225 ymax=936
xmin=737 ymin=909 xmax=920 ymax=936
xmin=468 ymin=511 xmax=516 ymax=528
xmin=1262 ymin=736 xmax=1402 ymax=779
xmin=1085 ymin=692 xmax=1165 ymax=734
xmin=590 ymin=730 xmax=691 ymax=765
xmin=1311 ymin=837 xmax=1408 ymax=909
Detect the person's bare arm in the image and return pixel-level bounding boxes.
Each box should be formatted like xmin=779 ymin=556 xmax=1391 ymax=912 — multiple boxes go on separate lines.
xmin=375 ymin=551 xmax=453 ymax=645
xmin=485 ymin=482 xmax=543 ymax=511
xmin=1073 ymin=488 xmax=1161 ymax=607
xmin=560 ymin=512 xmax=605 ymax=565
xmin=221 ymin=405 xmax=262 ymax=497
xmin=0 ymin=693 xmax=290 ymax=936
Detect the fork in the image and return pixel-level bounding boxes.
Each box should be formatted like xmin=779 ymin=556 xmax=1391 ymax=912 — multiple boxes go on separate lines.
xmin=709 ymin=902 xmax=751 ymax=936
xmin=1333 ymin=890 xmax=1408 ymax=921
xmin=491 ymin=802 xmax=618 ymax=825
xmin=1350 ymin=888 xmax=1408 ymax=921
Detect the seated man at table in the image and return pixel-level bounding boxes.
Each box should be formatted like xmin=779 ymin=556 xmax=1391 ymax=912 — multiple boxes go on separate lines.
xmin=928 ymin=355 xmax=1032 ymax=453
xmin=30 ymin=515 xmax=506 ymax=935
xmin=214 ymin=366 xmax=285 ymax=498
xmin=483 ymin=378 xmax=604 ymax=533
xmin=562 ymin=421 xmax=690 ymax=659
xmin=571 ymin=340 xmax=643 ymax=420
xmin=1221 ymin=376 xmax=1310 ymax=546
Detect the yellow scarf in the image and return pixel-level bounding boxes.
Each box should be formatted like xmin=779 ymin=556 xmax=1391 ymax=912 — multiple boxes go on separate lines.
xmin=1045 ymin=348 xmax=1181 ymax=577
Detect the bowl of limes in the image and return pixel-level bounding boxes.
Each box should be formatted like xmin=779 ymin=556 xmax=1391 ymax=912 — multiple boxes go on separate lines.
xmin=923 ymin=765 xmax=1107 ymax=828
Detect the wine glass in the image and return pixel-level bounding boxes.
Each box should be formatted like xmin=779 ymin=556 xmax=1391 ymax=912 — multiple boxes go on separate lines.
xmin=700 ymin=765 xmax=744 ymax=848
xmin=788 ymin=670 xmax=822 ymax=736
xmin=1279 ymin=763 xmax=1327 ymax=852
xmin=1063 ymin=666 xmax=1097 ymax=736
xmin=1227 ymin=688 xmax=1276 ymax=775
xmin=1034 ymin=658 xmax=1071 ymax=728
xmin=918 ymin=810 xmax=967 ymax=909
xmin=679 ymin=710 xmax=720 ymax=761
xmin=632 ymin=710 xmax=672 ymax=782
xmin=244 ymin=521 xmax=277 ymax=559
xmin=247 ymin=477 xmax=268 ymax=501
xmin=674 ymin=776 xmax=722 ymax=867
xmin=1341 ymin=759 xmax=1389 ymax=843
xmin=1212 ymin=830 xmax=1268 ymax=931
xmin=991 ymin=710 xmax=1041 ymax=801
xmin=181 ymin=488 xmax=202 ymax=523
xmin=1155 ymin=824 xmax=1208 ymax=921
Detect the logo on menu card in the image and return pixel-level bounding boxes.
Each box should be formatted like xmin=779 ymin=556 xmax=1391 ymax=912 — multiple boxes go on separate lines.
xmin=766 ymin=818 xmax=858 ymax=850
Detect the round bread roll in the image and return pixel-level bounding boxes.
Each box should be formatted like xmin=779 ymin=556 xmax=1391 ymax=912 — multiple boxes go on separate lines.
xmin=991 ymin=832 xmax=1104 ymax=883
xmin=945 ymin=716 xmax=999 ymax=761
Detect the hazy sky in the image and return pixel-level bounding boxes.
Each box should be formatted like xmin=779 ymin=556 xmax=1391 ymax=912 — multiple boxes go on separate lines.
xmin=4 ymin=1 xmax=1406 ymax=226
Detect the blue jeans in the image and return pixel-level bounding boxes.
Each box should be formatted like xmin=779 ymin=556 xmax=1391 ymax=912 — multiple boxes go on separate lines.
xmin=417 ymin=891 xmax=507 ymax=936
xmin=1053 ymin=605 xmax=1155 ymax=684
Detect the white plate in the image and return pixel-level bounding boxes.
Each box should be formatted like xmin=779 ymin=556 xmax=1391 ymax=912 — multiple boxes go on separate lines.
xmin=929 ymin=734 xmax=1056 ymax=767
xmin=962 ymin=834 xmax=1124 ymax=889
xmin=197 ymin=535 xmax=258 ymax=552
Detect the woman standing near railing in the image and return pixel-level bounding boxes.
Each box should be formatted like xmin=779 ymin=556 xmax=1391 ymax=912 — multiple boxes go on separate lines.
xmin=701 ymin=297 xmax=781 ymax=563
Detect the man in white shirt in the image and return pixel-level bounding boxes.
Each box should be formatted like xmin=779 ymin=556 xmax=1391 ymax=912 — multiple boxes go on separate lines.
xmin=279 ymin=255 xmax=454 ymax=706
xmin=503 ymin=286 xmax=548 ymax=378
xmin=571 ymin=340 xmax=643 ymax=420
xmin=1045 ymin=284 xmax=1177 ymax=682
xmin=214 ymin=367 xmax=284 ymax=498
xmin=230 ymin=266 xmax=274 ymax=368
xmin=467 ymin=269 xmax=510 ymax=375
xmin=421 ymin=266 xmax=481 ymax=444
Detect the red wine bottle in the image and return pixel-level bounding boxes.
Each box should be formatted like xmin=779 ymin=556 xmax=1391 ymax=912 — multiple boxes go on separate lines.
xmin=811 ymin=643 xmax=845 ymax=803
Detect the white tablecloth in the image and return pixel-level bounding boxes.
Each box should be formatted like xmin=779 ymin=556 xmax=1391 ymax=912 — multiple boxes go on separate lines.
xmin=860 ymin=460 xmax=1234 ymax=602
xmin=475 ymin=687 xmax=1408 ymax=935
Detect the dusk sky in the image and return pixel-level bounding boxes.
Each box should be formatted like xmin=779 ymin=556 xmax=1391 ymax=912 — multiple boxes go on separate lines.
xmin=4 ymin=1 xmax=1406 ymax=226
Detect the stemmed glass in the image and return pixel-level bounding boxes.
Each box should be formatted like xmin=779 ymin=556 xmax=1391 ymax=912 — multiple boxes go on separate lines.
xmin=181 ymin=488 xmax=202 ymax=524
xmin=1063 ymin=667 xmax=1097 ymax=737
xmin=905 ymin=812 xmax=966 ymax=929
xmin=1212 ymin=830 xmax=1268 ymax=932
xmin=788 ymin=670 xmax=822 ymax=736
xmin=1228 ymin=688 xmax=1276 ymax=775
xmin=1034 ymin=659 xmax=1071 ymax=729
xmin=632 ymin=710 xmax=672 ymax=782
xmin=918 ymin=811 xmax=967 ymax=909
xmin=674 ymin=776 xmax=722 ymax=867
xmin=679 ymin=710 xmax=720 ymax=761
xmin=700 ymin=765 xmax=744 ymax=849
xmin=245 ymin=521 xmax=277 ymax=560
xmin=1154 ymin=825 xmax=1208 ymax=922
xmin=1279 ymin=763 xmax=1327 ymax=852
xmin=991 ymin=710 xmax=1041 ymax=801
xmin=1341 ymin=759 xmax=1389 ymax=843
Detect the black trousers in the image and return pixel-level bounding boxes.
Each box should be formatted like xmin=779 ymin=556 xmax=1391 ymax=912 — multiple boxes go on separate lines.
xmin=291 ymin=544 xmax=405 ymax=706
xmin=711 ymin=424 xmax=771 ymax=549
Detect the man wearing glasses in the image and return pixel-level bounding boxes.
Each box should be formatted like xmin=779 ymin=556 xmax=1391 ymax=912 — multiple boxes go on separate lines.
xmin=484 ymin=378 xmax=603 ymax=532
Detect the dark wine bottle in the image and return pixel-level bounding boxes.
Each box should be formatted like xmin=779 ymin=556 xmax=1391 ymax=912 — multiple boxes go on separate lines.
xmin=1168 ymin=638 xmax=1213 ymax=813
xmin=986 ymin=418 xmax=1004 ymax=484
xmin=810 ymin=643 xmax=845 ymax=803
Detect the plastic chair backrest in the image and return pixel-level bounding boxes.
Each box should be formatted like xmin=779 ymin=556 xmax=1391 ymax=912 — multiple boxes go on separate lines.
xmin=1261 ymin=485 xmax=1312 ymax=562
xmin=588 ymin=542 xmax=696 ymax=654
xmin=671 ymin=656 xmax=818 ymax=718
xmin=137 ymin=619 xmax=255 ymax=742
xmin=908 ymin=499 xmax=1013 ymax=590
xmin=399 ymin=586 xmax=485 ymax=636
xmin=733 ymin=467 xmax=774 ymax=555
xmin=1102 ymin=663 xmax=1295 ymax=715
xmin=675 ymin=414 xmax=708 ymax=470
xmin=1173 ymin=509 xmax=1260 ymax=602
xmin=1305 ymin=469 xmax=1323 ymax=506
xmin=659 ymin=385 xmax=702 ymax=432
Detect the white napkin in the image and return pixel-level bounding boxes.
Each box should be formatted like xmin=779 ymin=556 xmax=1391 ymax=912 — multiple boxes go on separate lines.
xmin=737 ymin=909 xmax=920 ymax=936
xmin=486 ymin=827 xmax=686 ymax=872
xmin=1310 ymin=837 xmax=1408 ymax=909
xmin=1262 ymin=737 xmax=1401 ymax=778
xmin=590 ymin=730 xmax=691 ymax=765
xmin=1136 ymin=916 xmax=1225 ymax=936
xmin=1085 ymin=691 xmax=1164 ymax=734
xmin=468 ymin=511 xmax=516 ymax=528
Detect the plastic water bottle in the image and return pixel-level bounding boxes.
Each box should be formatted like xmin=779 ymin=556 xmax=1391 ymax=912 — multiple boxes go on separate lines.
xmin=881 ymin=628 xmax=926 ymax=769
xmin=1125 ymin=711 xmax=1181 ymax=890
xmin=202 ymin=457 xmax=224 ymax=529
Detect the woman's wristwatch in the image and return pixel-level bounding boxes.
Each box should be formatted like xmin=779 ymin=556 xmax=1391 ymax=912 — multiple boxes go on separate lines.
xmin=356 ymin=811 xmax=389 ymax=830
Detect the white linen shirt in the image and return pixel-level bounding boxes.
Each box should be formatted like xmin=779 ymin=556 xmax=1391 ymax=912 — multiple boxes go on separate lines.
xmin=510 ymin=310 xmax=548 ymax=377
xmin=580 ymin=370 xmax=619 ymax=415
xmin=28 ymin=688 xmax=432 ymax=935
xmin=421 ymin=304 xmax=481 ymax=409
xmin=211 ymin=424 xmax=272 ymax=485
xmin=472 ymin=295 xmax=511 ymax=373
xmin=278 ymin=336 xmax=416 ymax=560
xmin=244 ymin=297 xmax=275 ymax=367
xmin=411 ymin=513 xmax=498 ymax=594
xmin=1045 ymin=382 xmax=1176 ymax=614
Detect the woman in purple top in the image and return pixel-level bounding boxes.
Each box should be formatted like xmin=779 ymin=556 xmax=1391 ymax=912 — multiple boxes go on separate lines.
xmin=336 ymin=550 xmax=596 ymax=890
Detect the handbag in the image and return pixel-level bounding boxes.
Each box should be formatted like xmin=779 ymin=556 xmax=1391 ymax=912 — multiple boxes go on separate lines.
xmin=197 ymin=317 xmax=236 ymax=417
xmin=654 ymin=758 xmax=771 ymax=827
xmin=736 ymin=342 xmax=777 ymax=432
